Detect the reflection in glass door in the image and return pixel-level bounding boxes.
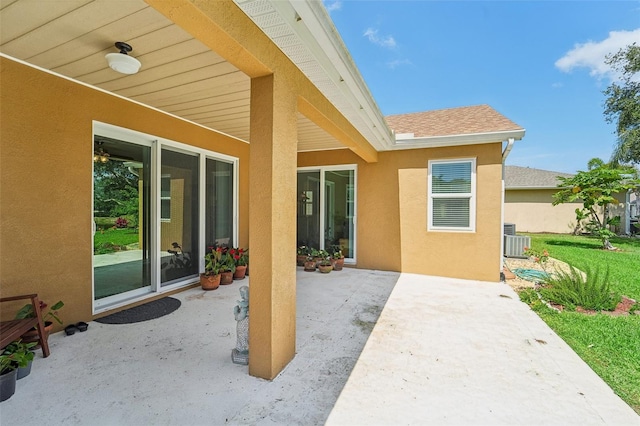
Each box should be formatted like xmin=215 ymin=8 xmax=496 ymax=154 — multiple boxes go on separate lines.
xmin=325 ymin=170 xmax=355 ymax=259
xmin=93 ymin=137 xmax=151 ymax=301
xmin=297 ymin=171 xmax=321 ymax=248
xmin=297 ymin=167 xmax=356 ymax=260
xmin=206 ymin=158 xmax=234 ymax=248
xmin=160 ymin=149 xmax=199 ymax=286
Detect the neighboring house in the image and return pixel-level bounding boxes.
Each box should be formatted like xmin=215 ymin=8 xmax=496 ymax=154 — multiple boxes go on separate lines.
xmin=0 ymin=0 xmax=523 ymax=379
xmin=504 ymin=166 xmax=630 ymax=234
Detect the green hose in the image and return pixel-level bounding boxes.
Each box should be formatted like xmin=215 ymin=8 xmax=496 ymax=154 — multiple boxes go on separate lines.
xmin=513 ymin=268 xmax=549 ymax=282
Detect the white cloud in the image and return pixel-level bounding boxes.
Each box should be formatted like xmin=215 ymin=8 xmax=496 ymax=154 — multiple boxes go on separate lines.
xmin=387 ymin=59 xmax=412 ymax=69
xmin=323 ymin=1 xmax=342 ymax=13
xmin=363 ymin=27 xmax=396 ymax=49
xmin=555 ymin=28 xmax=640 ymax=81
xmin=551 ymin=82 xmax=563 ymax=89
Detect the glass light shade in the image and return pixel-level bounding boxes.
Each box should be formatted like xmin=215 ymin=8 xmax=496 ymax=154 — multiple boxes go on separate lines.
xmin=105 ymin=53 xmax=141 ymax=75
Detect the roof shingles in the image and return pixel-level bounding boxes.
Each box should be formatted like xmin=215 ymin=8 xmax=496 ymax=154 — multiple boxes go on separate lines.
xmin=505 ymin=166 xmax=573 ymax=189
xmin=385 ymin=104 xmax=523 ymax=138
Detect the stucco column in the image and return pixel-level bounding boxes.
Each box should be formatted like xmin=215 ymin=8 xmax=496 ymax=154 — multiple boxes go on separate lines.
xmin=248 ymin=73 xmax=297 ymax=379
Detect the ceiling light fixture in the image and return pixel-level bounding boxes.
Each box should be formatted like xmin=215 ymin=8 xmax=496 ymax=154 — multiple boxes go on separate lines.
xmin=94 ymin=142 xmax=110 ymax=163
xmin=105 ymin=41 xmax=141 ymax=75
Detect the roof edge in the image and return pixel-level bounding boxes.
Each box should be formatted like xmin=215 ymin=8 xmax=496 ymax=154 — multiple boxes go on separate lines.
xmin=390 ymin=129 xmax=526 ymax=150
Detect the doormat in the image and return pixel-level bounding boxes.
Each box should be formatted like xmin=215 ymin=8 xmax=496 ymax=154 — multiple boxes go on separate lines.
xmin=95 ymin=297 xmax=181 ymax=324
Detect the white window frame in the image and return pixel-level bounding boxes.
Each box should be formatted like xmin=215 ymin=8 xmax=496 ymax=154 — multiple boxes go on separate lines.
xmin=428 ymin=158 xmax=476 ymax=232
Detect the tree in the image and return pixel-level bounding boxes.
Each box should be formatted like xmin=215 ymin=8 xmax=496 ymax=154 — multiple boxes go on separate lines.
xmin=553 ymin=158 xmax=639 ymax=250
xmin=93 ymin=161 xmax=139 ymax=221
xmin=604 ymin=43 xmax=640 ymax=164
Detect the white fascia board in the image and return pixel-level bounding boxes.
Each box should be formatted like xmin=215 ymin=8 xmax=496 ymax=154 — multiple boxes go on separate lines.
xmin=391 ymin=129 xmax=526 ymax=150
xmin=506 ymin=186 xmax=564 ymax=190
xmin=269 ymin=0 xmax=394 ymax=151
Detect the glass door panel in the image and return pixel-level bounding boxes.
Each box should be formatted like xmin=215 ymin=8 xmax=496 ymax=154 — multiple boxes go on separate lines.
xmin=160 ymin=149 xmax=199 ymax=286
xmin=93 ymin=138 xmax=151 ymax=300
xmin=205 ymin=159 xmax=234 ymax=248
xmin=325 ymin=170 xmax=355 ymax=259
xmin=297 ymin=171 xmax=321 ymax=249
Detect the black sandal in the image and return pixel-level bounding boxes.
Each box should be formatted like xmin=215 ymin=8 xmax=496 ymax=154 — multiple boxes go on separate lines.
xmin=76 ymin=322 xmax=89 ymax=332
xmin=65 ymin=325 xmax=79 ymax=335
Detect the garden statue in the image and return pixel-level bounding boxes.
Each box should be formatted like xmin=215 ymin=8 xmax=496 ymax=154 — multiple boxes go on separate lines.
xmin=232 ymin=285 xmax=249 ymax=365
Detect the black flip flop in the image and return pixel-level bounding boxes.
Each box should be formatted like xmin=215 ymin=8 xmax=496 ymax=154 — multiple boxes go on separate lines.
xmin=65 ymin=325 xmax=79 ymax=336
xmin=76 ymin=322 xmax=89 ymax=332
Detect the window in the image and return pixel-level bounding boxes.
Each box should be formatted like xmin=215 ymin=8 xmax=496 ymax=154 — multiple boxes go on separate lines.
xmin=428 ymin=158 xmax=476 ymax=231
xmin=160 ymin=175 xmax=171 ymax=221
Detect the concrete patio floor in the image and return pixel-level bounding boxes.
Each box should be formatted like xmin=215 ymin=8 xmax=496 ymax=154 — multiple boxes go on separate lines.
xmin=1 ymin=269 xmax=638 ymax=425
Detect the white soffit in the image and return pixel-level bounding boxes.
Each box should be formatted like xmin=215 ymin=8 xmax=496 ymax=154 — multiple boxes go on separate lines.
xmin=235 ymin=0 xmax=394 ymax=151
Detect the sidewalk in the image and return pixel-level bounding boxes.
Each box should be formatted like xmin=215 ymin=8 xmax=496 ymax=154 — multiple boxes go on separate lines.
xmin=326 ymin=273 xmax=639 ymax=425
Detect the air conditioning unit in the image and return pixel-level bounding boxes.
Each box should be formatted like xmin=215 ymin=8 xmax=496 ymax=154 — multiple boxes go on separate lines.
xmin=504 ymin=235 xmax=530 ymax=258
xmin=504 ymin=223 xmax=516 ymax=236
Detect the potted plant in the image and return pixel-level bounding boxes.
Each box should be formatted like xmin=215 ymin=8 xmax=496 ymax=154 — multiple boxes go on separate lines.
xmin=219 ymin=248 xmax=236 ymax=285
xmin=17 ymin=300 xmax=64 ymax=348
xmin=202 ymin=246 xmax=223 ymax=290
xmin=303 ymin=249 xmax=317 ymax=272
xmin=297 ymin=246 xmax=310 ymax=266
xmin=318 ymin=254 xmax=333 ymax=273
xmin=4 ymin=340 xmax=36 ymax=380
xmin=330 ymin=246 xmax=345 ymax=271
xmin=0 ymin=340 xmax=35 ymax=401
xmin=315 ymin=249 xmax=329 ymax=267
xmin=231 ymin=248 xmax=249 ymax=280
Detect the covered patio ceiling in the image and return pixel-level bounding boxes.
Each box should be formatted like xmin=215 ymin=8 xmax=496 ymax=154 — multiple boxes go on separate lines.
xmin=0 ymin=0 xmax=393 ymax=153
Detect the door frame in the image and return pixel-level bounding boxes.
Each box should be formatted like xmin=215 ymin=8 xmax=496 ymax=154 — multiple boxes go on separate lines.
xmin=92 ymin=121 xmax=239 ymax=314
xmin=297 ymin=164 xmax=357 ymax=264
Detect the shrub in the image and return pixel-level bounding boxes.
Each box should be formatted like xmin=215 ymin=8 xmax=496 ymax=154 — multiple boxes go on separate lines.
xmin=115 ymin=217 xmax=128 ymax=228
xmin=539 ymin=266 xmax=620 ymax=311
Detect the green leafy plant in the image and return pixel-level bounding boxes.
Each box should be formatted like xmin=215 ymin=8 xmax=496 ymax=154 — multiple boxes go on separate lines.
xmin=539 ymin=266 xmax=620 ymax=311
xmin=219 ymin=249 xmax=236 ymax=273
xmin=553 ymin=158 xmax=639 ymax=250
xmin=297 ymin=246 xmax=312 ymax=256
xmin=523 ymin=246 xmax=550 ymax=271
xmin=15 ymin=300 xmax=65 ymax=325
xmin=230 ymin=248 xmax=248 ymax=267
xmin=1 ymin=340 xmax=37 ymax=374
xmin=204 ymin=246 xmax=224 ymax=276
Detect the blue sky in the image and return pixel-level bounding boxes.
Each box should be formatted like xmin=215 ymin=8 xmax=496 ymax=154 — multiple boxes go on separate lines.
xmin=323 ymin=1 xmax=640 ymax=174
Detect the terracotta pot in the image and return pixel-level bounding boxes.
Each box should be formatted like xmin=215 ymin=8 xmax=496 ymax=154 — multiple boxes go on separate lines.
xmin=21 ymin=321 xmax=54 ymax=349
xmin=200 ymin=273 xmax=220 ymax=290
xmin=296 ymin=254 xmax=307 ymax=266
xmin=220 ymin=271 xmax=234 ymax=285
xmin=318 ymin=264 xmax=333 ymax=273
xmin=233 ymin=265 xmax=247 ymax=280
xmin=304 ymin=260 xmax=316 ymax=272
xmin=333 ymin=257 xmax=344 ymax=271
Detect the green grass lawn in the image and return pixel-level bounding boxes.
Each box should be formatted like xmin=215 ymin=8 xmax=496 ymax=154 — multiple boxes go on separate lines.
xmin=94 ymin=227 xmax=139 ymax=254
xmin=521 ymin=233 xmax=640 ymax=414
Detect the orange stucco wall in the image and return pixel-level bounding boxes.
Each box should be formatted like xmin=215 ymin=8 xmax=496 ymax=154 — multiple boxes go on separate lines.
xmin=505 ymin=189 xmax=627 ymax=234
xmin=298 ymin=143 xmax=504 ymax=282
xmin=0 ymin=58 xmax=249 ymax=328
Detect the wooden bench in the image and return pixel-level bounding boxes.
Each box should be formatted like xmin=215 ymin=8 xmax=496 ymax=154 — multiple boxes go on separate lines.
xmin=0 ymin=294 xmax=50 ymax=357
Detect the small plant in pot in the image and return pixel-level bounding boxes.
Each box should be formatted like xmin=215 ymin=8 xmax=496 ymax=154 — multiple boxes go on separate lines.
xmin=1 ymin=340 xmax=35 ymax=401
xmin=297 ymin=246 xmax=311 ymax=266
xmin=304 ymin=248 xmax=318 ymax=272
xmin=16 ymin=300 xmax=64 ymax=348
xmin=231 ymin=248 xmax=249 ymax=280
xmin=318 ymin=255 xmax=333 ymax=273
xmin=219 ymin=249 xmax=236 ymax=285
xmin=202 ymin=246 xmax=224 ymax=290
xmin=329 ymin=245 xmax=345 ymax=271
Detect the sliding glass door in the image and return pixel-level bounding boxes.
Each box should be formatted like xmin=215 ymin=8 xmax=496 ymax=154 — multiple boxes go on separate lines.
xmin=93 ymin=123 xmax=238 ymax=310
xmin=160 ymin=149 xmax=200 ymax=286
xmin=93 ymin=137 xmax=151 ymax=302
xmin=205 ymin=158 xmax=234 ymax=248
xmin=324 ymin=169 xmax=355 ymax=259
xmin=297 ymin=167 xmax=356 ymax=261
